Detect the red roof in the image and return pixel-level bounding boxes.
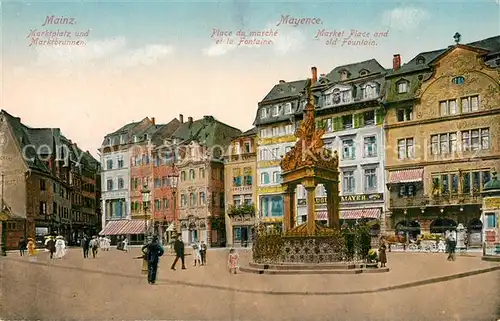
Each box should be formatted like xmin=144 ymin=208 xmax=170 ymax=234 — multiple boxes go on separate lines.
xmin=389 ymin=168 xmax=424 ymax=184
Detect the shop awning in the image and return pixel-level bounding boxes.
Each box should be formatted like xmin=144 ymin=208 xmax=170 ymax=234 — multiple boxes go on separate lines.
xmin=316 ymin=212 xmax=328 ymax=220
xmin=262 ymin=217 xmax=283 ymax=223
xmin=340 ymin=208 xmax=380 ymax=220
xmin=166 ymin=222 xmax=176 ymax=232
xmin=389 ymin=168 xmax=424 ymax=184
xmin=99 ymin=220 xmax=148 ymax=236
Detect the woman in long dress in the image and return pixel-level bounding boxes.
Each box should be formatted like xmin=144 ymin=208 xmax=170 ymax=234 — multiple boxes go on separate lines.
xmin=192 ymin=242 xmax=201 ymax=266
xmin=27 ymin=238 xmax=37 ymax=262
xmin=54 ymin=236 xmax=66 ymax=259
xmin=227 ymin=248 xmax=239 ymax=274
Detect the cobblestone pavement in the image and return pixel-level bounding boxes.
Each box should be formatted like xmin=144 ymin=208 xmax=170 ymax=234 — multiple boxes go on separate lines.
xmin=1 ymin=247 xmax=499 ymax=321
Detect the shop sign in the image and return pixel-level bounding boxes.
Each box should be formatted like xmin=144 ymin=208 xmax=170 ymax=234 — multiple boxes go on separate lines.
xmin=258 ymin=186 xmax=285 ymax=195
xmin=340 ymin=193 xmax=383 ymax=202
xmin=232 ymin=186 xmax=253 ymax=194
xmin=484 ymin=197 xmax=500 ymax=209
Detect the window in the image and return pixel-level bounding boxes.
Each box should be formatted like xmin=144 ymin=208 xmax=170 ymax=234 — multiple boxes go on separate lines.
xmin=154 ymin=178 xmax=161 ymax=188
xmin=364 ymin=168 xmax=377 ymax=191
xmin=163 ymin=198 xmax=169 ymax=209
xmin=461 ymin=95 xmax=479 ymax=113
xmin=180 ymin=171 xmax=186 ymax=181
xmin=117 ymin=178 xmax=124 ymax=189
xmin=260 ymin=128 xmax=267 ymax=138
xmin=486 ymin=214 xmax=497 ymax=228
xmin=363 ymin=85 xmax=377 ymax=99
xmin=416 ymin=57 xmax=425 ymax=65
xmin=220 ymin=192 xmax=225 ymax=208
xmin=154 ymin=156 xmax=161 ymax=167
xmin=39 ymin=201 xmax=47 ymax=215
xmin=106 ymin=159 xmax=113 ymax=170
xmin=120 ymin=135 xmax=125 ymax=144
xmin=106 ymin=179 xmax=113 ymax=191
xmin=233 ymin=168 xmax=242 ymax=187
xmin=133 ymin=136 xmax=138 ymax=143
xmin=430 ymin=133 xmax=458 ymax=154
xmin=397 ymin=81 xmax=408 ymax=93
xmin=363 ymin=110 xmax=375 ymax=125
xmin=342 ymin=115 xmax=353 ymax=129
xmin=272 ymin=127 xmax=279 ymax=136
xmin=199 ymin=192 xmax=206 ymax=205
xmin=342 ymin=171 xmax=355 ymax=193
xmin=53 ymin=183 xmax=57 ymax=194
xmin=244 ymin=142 xmax=251 ymax=153
xmin=462 ymin=172 xmax=471 ymax=194
xmin=243 ymin=167 xmax=252 ymax=186
xmin=181 ymin=194 xmax=187 ymax=207
xmin=439 ymin=99 xmax=457 ymax=116
xmin=340 ymin=70 xmax=349 ymax=81
xmin=155 ymin=199 xmax=161 ymax=210
xmin=272 ymin=171 xmax=281 ymax=183
xmin=271 ymin=148 xmax=279 ymax=159
xmin=189 ymin=169 xmax=195 ymax=180
xmin=363 ymin=136 xmax=377 ymax=157
xmin=285 ymin=146 xmax=292 ymax=154
xmin=260 ymin=172 xmax=270 ymax=184
xmin=284 ymin=103 xmax=292 ymax=114
xmin=396 ymin=107 xmax=413 ymax=122
xmin=472 ymin=171 xmax=481 ymax=193
xmin=197 ymin=168 xmax=204 ymax=179
xmin=342 ymin=139 xmax=355 ymax=160
xmin=117 ymin=156 xmax=124 ymax=169
xmin=285 ymin=124 xmax=294 ymax=135
xmin=272 ymin=106 xmax=279 ymax=117
xmin=324 ymin=118 xmax=333 ymax=132
xmin=451 ymin=174 xmax=459 ymax=193
xmin=39 ymin=179 xmax=46 ymax=191
xmin=397 ymin=138 xmax=414 ymax=159
xmin=399 ymin=184 xmax=416 ymax=197
xmin=441 ymin=174 xmax=449 ymax=194
xmin=324 ymin=93 xmax=333 ymax=106
xmin=341 ymin=90 xmax=352 ymax=103
xmin=452 ymin=76 xmax=465 ymax=85
xmin=260 ymin=108 xmax=267 ymax=119
xmin=482 ymin=171 xmax=491 ymax=187
xmin=462 ymin=128 xmax=489 ymax=151
xmin=233 ymin=196 xmax=242 ymax=206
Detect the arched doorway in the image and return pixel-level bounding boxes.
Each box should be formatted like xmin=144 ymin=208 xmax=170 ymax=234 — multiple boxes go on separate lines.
xmin=430 ymin=218 xmax=457 ymax=234
xmin=467 ymin=218 xmax=483 ymax=247
xmin=395 ymin=220 xmax=421 ymax=240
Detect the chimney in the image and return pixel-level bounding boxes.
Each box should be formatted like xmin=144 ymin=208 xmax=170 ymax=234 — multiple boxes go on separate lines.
xmin=279 ymin=80 xmax=285 ymax=84
xmin=179 ymin=114 xmax=184 ymax=123
xmin=393 ymin=54 xmax=401 ymax=71
xmin=151 ymin=117 xmax=155 ymax=125
xmin=188 ymin=116 xmax=193 ymax=124
xmin=311 ymin=66 xmax=318 ymax=84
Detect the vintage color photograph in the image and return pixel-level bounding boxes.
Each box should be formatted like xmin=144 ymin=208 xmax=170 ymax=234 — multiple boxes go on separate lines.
xmin=1 ymin=1 xmax=499 ymax=320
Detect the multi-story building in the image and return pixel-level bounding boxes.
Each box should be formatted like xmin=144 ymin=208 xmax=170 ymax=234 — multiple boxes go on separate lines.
xmin=0 ymin=110 xmax=100 ymax=249
xmin=224 ymin=128 xmax=257 ymax=247
xmin=99 ymin=117 xmax=154 ymax=243
xmin=254 ymin=78 xmax=307 ymax=229
xmin=302 ymin=61 xmax=386 ymax=233
xmin=174 ymin=116 xmax=241 ymax=247
xmin=384 ymin=35 xmax=500 ymax=246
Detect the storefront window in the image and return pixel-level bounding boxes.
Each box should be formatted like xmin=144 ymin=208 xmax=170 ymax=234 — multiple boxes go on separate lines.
xmin=271 ymin=196 xmax=283 ymax=217
xmin=234 ymin=227 xmax=241 ymax=241
xmin=486 ymin=214 xmax=496 ymax=228
xmin=451 ymin=174 xmax=459 ymax=193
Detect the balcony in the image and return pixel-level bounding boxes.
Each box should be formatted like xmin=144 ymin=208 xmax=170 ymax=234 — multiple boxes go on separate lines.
xmin=390 ymin=193 xmax=483 ymax=208
xmin=227 ymin=203 xmax=255 ymax=216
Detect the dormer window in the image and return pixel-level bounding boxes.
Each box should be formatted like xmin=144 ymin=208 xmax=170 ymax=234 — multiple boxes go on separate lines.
xmin=396 ymin=80 xmax=409 ymax=94
xmin=119 ymin=135 xmax=125 ymax=144
xmin=260 ymin=108 xmax=268 ymax=119
xmin=362 ymin=84 xmax=377 ymax=99
xmin=284 ymin=102 xmax=292 ymax=114
xmin=416 ymin=56 xmax=425 ymax=65
xmin=340 ymin=70 xmax=349 ymax=81
xmin=144 ymin=134 xmax=149 ymax=140
xmin=133 ymin=135 xmax=138 ymax=143
xmin=272 ymin=105 xmax=279 ymax=117
xmin=289 ymin=86 xmax=296 ymax=93
xmin=106 ymin=138 xmax=111 ymax=146
xmin=359 ymin=69 xmax=369 ymax=76
xmin=452 ymin=76 xmax=465 ymax=85
xmin=278 ymin=88 xmax=284 ymax=93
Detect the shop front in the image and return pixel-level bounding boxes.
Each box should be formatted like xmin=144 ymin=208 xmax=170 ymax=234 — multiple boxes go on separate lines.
xmin=481 ymin=171 xmax=500 ymax=255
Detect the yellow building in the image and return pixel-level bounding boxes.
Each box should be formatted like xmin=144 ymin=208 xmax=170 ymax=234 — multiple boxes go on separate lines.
xmin=384 ymin=35 xmax=500 ymax=246
xmin=224 ymin=128 xmax=257 ymax=247
xmin=254 ymin=78 xmax=307 ymax=229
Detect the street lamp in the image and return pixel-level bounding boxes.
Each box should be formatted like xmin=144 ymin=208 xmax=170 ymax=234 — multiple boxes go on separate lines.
xmin=168 ymin=163 xmax=179 ymax=235
xmin=141 ymin=184 xmax=151 ymax=242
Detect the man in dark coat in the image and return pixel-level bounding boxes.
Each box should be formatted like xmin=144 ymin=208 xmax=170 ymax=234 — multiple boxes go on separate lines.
xmin=82 ymin=235 xmax=90 ymax=258
xmin=46 ymin=236 xmax=56 ymax=259
xmin=141 ymin=235 xmax=164 ymax=285
xmin=18 ymin=237 xmax=27 ymax=256
xmin=170 ymin=233 xmax=186 ymax=270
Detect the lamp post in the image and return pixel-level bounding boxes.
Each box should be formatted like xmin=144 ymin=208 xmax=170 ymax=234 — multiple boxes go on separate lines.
xmin=168 ymin=163 xmax=179 ymax=236
xmin=141 ymin=184 xmax=151 ymax=243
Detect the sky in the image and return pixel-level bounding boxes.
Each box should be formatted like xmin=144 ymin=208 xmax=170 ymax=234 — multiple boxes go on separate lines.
xmin=2 ymin=0 xmax=499 ymax=159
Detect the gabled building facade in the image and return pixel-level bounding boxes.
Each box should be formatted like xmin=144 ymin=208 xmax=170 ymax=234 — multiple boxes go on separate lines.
xmin=254 ymin=79 xmax=307 ymax=229
xmin=384 ymin=35 xmax=500 ymax=246
xmin=174 ymin=116 xmax=242 ymax=247
xmin=224 ymin=128 xmax=257 ymax=247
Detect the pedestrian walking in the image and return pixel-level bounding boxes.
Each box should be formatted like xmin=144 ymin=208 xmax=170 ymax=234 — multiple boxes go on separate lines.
xmin=200 ymin=241 xmax=207 ymax=266
xmin=171 ymin=233 xmax=186 ymax=271
xmin=122 ymin=237 xmax=129 ymax=252
xmin=227 ymin=248 xmax=239 ymax=274
xmin=54 ymin=236 xmax=66 ymax=259
xmin=378 ymin=238 xmax=387 ymax=268
xmin=141 ymin=235 xmax=164 ymax=285
xmin=90 ymin=236 xmax=99 ymax=258
xmin=27 ymin=237 xmax=37 ymax=262
xmin=104 ymin=237 xmax=111 ymax=251
xmin=447 ymin=229 xmax=457 ymax=261
xmin=82 ymin=235 xmax=89 ymax=258
xmin=46 ymin=236 xmax=56 ymax=259
xmin=192 ymin=241 xmax=201 ymax=267
xmin=18 ymin=237 xmax=27 ymax=257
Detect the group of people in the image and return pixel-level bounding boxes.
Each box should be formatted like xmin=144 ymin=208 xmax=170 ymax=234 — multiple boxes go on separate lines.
xmin=18 ymin=235 xmax=67 ymax=261
xmin=190 ymin=240 xmax=208 ymax=266
xmin=81 ymin=235 xmax=105 ymax=258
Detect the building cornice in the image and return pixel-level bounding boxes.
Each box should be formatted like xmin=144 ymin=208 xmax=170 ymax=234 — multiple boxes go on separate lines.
xmin=385 ymin=154 xmax=500 ymax=171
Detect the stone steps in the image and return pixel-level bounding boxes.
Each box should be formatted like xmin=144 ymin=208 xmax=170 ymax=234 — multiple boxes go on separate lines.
xmin=240 ymin=266 xmax=389 ymax=275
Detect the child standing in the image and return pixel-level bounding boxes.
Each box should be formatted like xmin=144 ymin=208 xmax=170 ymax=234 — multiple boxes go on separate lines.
xmin=192 ymin=242 xmax=201 ymax=266
xmin=227 ymin=248 xmax=239 ymax=274
xmin=27 ymin=238 xmax=37 ymax=262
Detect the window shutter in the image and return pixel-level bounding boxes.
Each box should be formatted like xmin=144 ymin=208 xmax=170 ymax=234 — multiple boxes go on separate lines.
xmin=359 ymin=113 xmax=365 ymax=128
xmin=375 ymin=109 xmax=385 ymax=125
xmin=333 ymin=117 xmax=341 ymax=131
xmin=353 ymin=114 xmax=360 ymax=128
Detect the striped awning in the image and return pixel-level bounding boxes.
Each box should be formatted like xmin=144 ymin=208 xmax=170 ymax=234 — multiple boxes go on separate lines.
xmin=99 ymin=220 xmax=148 ymax=236
xmin=315 ymin=212 xmax=328 ymax=220
xmin=389 ymin=168 xmax=424 ymax=184
xmin=340 ymin=208 xmax=380 ymax=220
